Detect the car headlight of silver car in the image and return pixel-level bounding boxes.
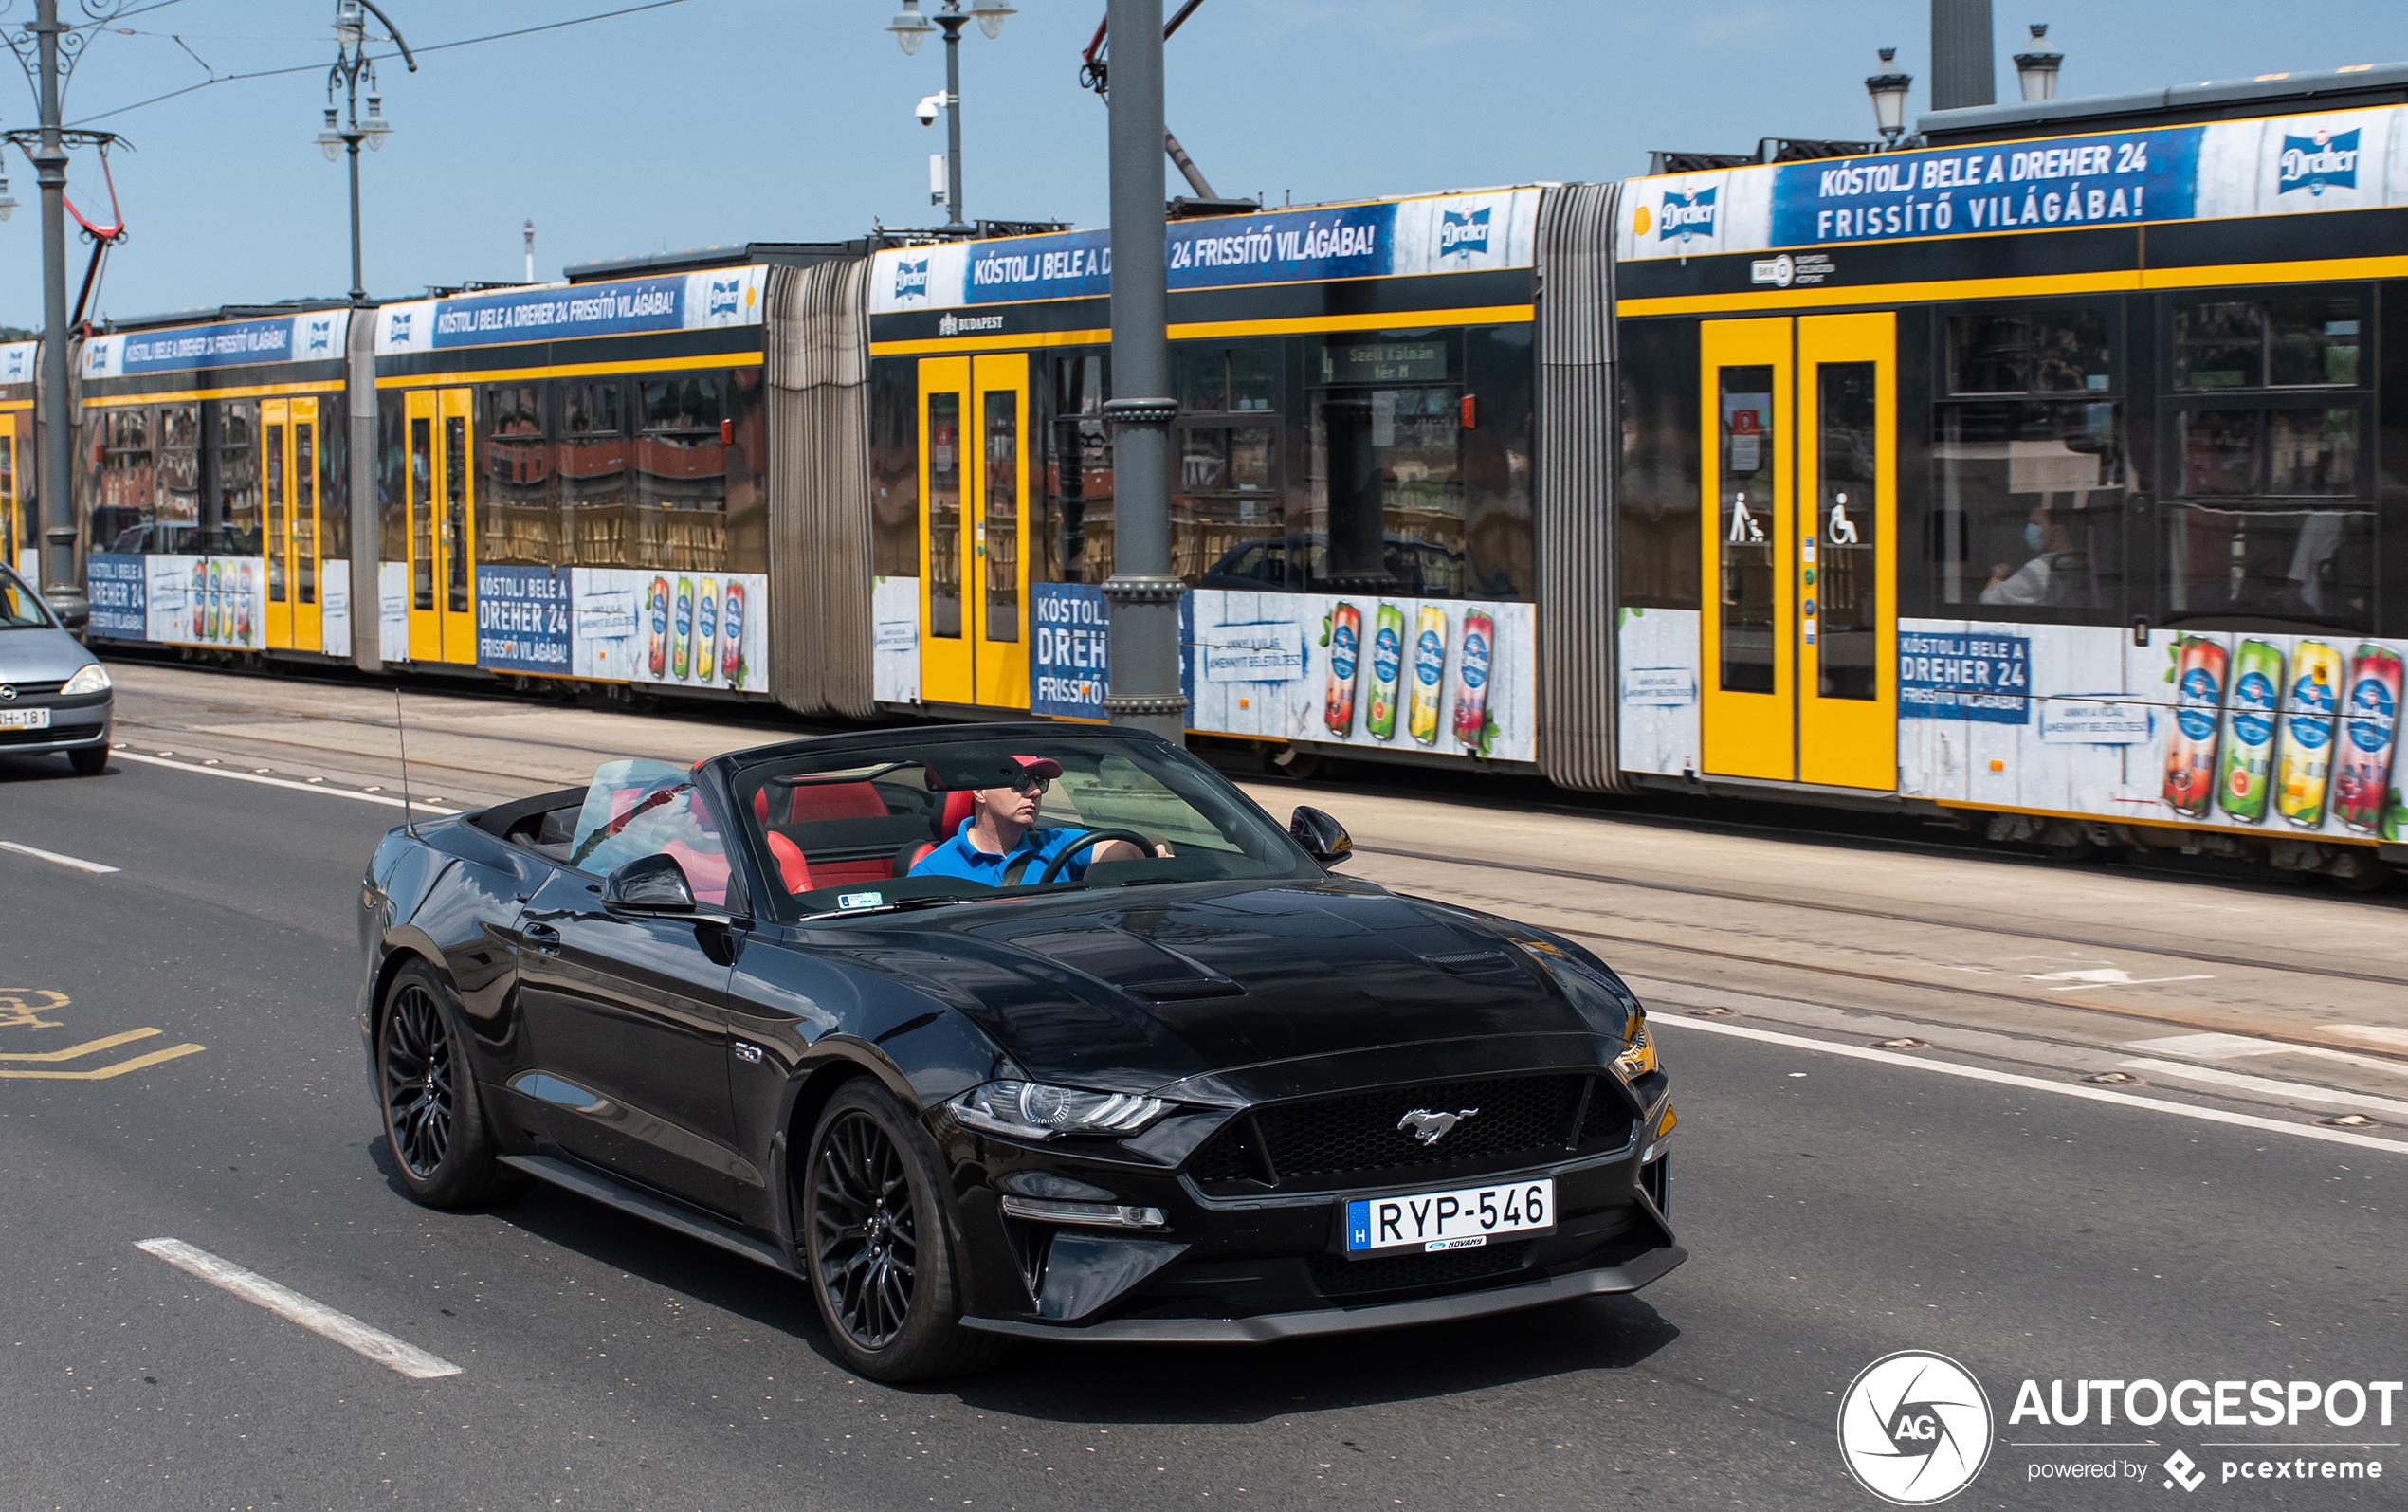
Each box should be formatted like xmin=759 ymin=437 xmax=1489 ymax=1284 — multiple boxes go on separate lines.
xmin=951 ymin=1080 xmax=1166 ymax=1139
xmin=61 ymin=664 xmax=111 ymax=697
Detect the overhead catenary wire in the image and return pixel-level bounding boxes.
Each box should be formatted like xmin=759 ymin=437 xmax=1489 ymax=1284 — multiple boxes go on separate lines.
xmin=71 ymin=0 xmax=693 ymax=126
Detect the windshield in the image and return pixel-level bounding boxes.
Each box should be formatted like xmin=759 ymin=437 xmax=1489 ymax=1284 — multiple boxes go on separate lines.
xmin=0 ymin=568 xmax=52 ymax=628
xmin=728 ymin=734 xmax=1318 ymax=922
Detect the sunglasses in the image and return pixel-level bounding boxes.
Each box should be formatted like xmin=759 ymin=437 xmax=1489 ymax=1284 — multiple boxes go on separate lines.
xmin=1007 ymin=774 xmax=1051 ymax=796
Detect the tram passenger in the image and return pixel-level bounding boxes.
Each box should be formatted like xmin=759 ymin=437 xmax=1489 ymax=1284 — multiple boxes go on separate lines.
xmin=1979 ymin=501 xmax=2086 ymax=608
xmin=908 ymin=756 xmax=1165 ymax=886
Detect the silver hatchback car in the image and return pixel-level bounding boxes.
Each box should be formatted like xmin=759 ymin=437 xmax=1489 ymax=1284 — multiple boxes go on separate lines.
xmin=0 ymin=565 xmax=112 ymax=774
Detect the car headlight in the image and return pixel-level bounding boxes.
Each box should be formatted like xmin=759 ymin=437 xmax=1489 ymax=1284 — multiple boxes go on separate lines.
xmin=1614 ymin=1017 xmax=1656 ymax=1079
xmin=61 ymin=664 xmax=111 ymax=696
xmin=951 ymin=1081 xmax=1166 ymax=1140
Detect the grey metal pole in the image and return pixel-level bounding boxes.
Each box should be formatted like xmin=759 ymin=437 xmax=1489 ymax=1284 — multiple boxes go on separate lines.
xmin=1100 ymin=0 xmax=1184 ymax=745
xmin=31 ymin=0 xmax=83 ymax=622
xmin=938 ymin=10 xmax=968 ymax=232
xmin=1929 ymin=0 xmax=1996 ymax=112
xmin=347 ymin=303 xmax=379 ymax=672
xmin=346 ymin=75 xmax=365 ymax=303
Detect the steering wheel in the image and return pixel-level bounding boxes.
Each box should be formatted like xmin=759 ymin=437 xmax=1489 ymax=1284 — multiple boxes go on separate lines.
xmin=1036 ymin=829 xmax=1156 ymax=885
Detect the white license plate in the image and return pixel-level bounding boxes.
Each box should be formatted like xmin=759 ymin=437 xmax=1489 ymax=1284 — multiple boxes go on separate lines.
xmin=0 ymin=707 xmax=50 ymax=730
xmin=1345 ymin=1177 xmax=1555 ymax=1257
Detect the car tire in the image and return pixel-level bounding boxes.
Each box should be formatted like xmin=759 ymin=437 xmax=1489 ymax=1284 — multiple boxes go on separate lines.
xmin=799 ymin=1079 xmax=1009 ymax=1383
xmin=68 ymin=745 xmax=107 ymax=774
xmin=377 ymin=960 xmax=519 ymax=1209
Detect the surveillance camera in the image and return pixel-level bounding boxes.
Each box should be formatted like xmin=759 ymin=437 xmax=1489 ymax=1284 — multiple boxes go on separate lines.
xmin=916 ymin=93 xmax=943 ymax=126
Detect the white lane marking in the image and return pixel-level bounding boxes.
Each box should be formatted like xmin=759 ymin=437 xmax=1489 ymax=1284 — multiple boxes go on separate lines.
xmin=136 ymin=1238 xmax=461 ymax=1379
xmin=2022 ymin=966 xmax=2216 ymax=992
xmin=0 ymin=839 xmax=120 ymax=873
xmin=2115 ymin=1059 xmax=2408 ymax=1121
xmin=2127 ymin=1030 xmax=2408 ymax=1081
xmin=112 ymin=750 xmax=459 ymax=814
xmin=1650 ymin=1015 xmax=2408 ymax=1157
xmin=2320 ymin=1024 xmax=2408 ymax=1051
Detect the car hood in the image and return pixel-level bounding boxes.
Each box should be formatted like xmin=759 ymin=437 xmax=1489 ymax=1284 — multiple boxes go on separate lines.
xmin=824 ymin=877 xmax=1624 ymax=1095
xmin=0 ymin=625 xmax=96 ymax=682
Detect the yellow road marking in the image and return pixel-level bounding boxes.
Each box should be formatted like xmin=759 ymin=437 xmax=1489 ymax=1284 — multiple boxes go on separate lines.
xmin=0 ymin=1042 xmax=206 ymax=1080
xmin=0 ymin=1027 xmax=160 ymax=1062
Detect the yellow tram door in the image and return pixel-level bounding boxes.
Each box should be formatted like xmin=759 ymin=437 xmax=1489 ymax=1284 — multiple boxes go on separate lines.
xmin=405 ymin=387 xmax=478 ymax=664
xmin=1698 ymin=315 xmax=1896 ymax=790
xmin=264 ymin=400 xmax=292 ymax=647
xmin=968 ymin=354 xmax=1031 ymax=710
xmin=917 ymin=356 xmax=973 ymax=703
xmin=0 ymin=410 xmax=25 ymax=577
xmin=1794 ymin=313 xmax=1896 ymax=791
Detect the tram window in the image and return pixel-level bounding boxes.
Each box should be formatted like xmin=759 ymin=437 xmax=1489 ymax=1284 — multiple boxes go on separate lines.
xmin=218 ymin=401 xmax=260 ymax=556
xmin=2160 ymin=502 xmax=2374 ymax=628
xmin=293 ymin=418 xmax=317 ymax=605
xmin=983 ymin=389 xmax=1019 ymax=643
xmin=1932 ymin=401 xmax=2125 ymax=618
xmin=158 ymin=405 xmax=202 ymax=555
xmin=2175 ymin=297 xmax=2361 ymax=390
xmin=870 ymin=360 xmax=921 ymax=578
xmin=1180 ymin=348 xmax=1228 ymax=414
xmin=642 ymin=375 xmax=723 ymax=432
xmin=1039 ymin=350 xmax=1111 ymax=584
xmin=97 ymin=408 xmax=157 ymax=554
xmin=559 ymin=379 xmax=627 ymax=566
xmin=1717 ymin=365 xmax=1778 ymax=693
xmin=1948 ymin=308 xmax=2111 ymax=394
xmin=483 ymin=384 xmax=556 ymax=567
xmin=927 ymin=391 xmax=962 ymax=638
xmin=1177 ymin=344 xmax=1280 ymax=416
xmin=2177 ymin=409 xmax=2360 ymax=496
xmin=410 ymin=415 xmax=434 ymax=611
xmin=634 ymin=374 xmax=729 ymax=571
xmin=1616 ymin=319 xmax=1703 ymax=612
xmin=1461 ymin=324 xmax=1533 ymax=600
xmin=564 ymin=380 xmax=623 ymax=436
xmin=1815 ymin=362 xmax=1878 ymax=701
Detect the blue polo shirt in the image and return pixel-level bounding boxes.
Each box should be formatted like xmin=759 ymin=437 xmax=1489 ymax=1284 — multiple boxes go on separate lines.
xmin=909 ymin=819 xmax=1098 ymax=885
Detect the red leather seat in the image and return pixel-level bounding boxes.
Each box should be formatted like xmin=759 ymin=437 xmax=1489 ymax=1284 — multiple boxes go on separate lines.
xmin=896 ymin=789 xmax=979 ymax=876
xmin=752 ymin=779 xmax=886 ymax=827
xmin=763 ymin=831 xmax=812 ymax=896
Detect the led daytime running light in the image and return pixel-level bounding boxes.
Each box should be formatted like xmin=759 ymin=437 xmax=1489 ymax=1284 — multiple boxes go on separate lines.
xmin=952 ymin=1080 xmax=1166 ymax=1139
xmin=998 ymin=1195 xmax=1166 ymax=1230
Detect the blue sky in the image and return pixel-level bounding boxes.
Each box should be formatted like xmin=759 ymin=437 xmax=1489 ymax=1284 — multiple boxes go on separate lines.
xmin=0 ymin=0 xmax=2400 ymax=326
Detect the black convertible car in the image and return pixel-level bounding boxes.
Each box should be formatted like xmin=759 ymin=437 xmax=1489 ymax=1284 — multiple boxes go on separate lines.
xmin=356 ymin=723 xmax=1682 ymax=1379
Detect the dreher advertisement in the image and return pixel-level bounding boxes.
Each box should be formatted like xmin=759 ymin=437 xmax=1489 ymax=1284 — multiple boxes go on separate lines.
xmin=1615 ymin=104 xmax=2408 ymax=264
xmin=1899 ymin=621 xmax=2405 ymax=842
xmin=1031 ymin=582 xmax=1110 ymax=720
xmin=81 ymin=311 xmax=346 ymax=380
xmin=475 ymin=565 xmax=573 ymax=676
xmin=374 ymin=266 xmax=766 ymax=356
xmin=869 ymin=189 xmax=1541 ymax=315
xmin=569 ymin=568 xmax=768 ymax=694
xmin=83 ymin=553 xmax=148 ymax=639
xmin=1186 ymin=590 xmax=1536 ymax=763
xmin=137 ymin=554 xmax=265 ymax=650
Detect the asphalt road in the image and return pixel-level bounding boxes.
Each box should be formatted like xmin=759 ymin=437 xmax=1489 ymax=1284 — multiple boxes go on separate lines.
xmin=2 ymin=738 xmax=2401 ymax=1512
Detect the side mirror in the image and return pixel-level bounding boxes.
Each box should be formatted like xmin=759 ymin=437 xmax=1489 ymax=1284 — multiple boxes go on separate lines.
xmin=1289 ymin=806 xmax=1353 ymax=867
xmin=602 ymin=851 xmax=696 ymax=913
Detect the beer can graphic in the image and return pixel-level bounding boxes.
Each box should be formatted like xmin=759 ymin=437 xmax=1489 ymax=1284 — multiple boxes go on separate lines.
xmin=696 ymin=578 xmax=720 ymax=684
xmin=2162 ymin=635 xmax=2228 ymax=818
xmin=1364 ymin=603 xmax=1404 ymax=739
xmin=236 ymin=562 xmax=254 ymax=645
xmin=2216 ymin=638 xmax=2282 ymax=822
xmin=1323 ymin=602 xmax=1361 ymax=737
xmin=209 ymin=560 xmax=225 ymax=642
xmin=720 ymin=581 xmax=746 ymax=685
xmin=646 ymin=576 xmax=670 ymax=676
xmin=2275 ymin=640 xmax=2344 ymax=829
xmin=672 ymin=576 xmax=694 ymax=681
xmin=2335 ymin=644 xmax=2402 ymax=835
xmin=191 ymin=561 xmax=205 ymax=640
xmin=1407 ymin=605 xmax=1449 ymax=746
xmin=1452 ymin=610 xmax=1495 ymax=749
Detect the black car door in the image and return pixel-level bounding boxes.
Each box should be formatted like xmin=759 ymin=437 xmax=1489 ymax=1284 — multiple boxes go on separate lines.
xmin=514 ymin=866 xmax=747 ymax=1215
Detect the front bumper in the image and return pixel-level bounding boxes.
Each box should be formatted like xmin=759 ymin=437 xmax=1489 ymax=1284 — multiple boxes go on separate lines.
xmin=0 ymin=693 xmax=110 ymax=756
xmin=962 ymin=1239 xmax=1686 ymax=1342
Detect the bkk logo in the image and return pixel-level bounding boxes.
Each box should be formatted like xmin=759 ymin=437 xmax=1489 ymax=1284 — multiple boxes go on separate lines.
xmin=1658 ymin=187 xmax=1718 ymax=243
xmin=1838 ymin=1351 xmax=1994 ymax=1505
xmin=892 ymin=257 xmax=931 ymax=300
xmin=1437 ymin=208 xmax=1491 ymax=257
xmin=2279 ymin=127 xmax=2360 ymax=196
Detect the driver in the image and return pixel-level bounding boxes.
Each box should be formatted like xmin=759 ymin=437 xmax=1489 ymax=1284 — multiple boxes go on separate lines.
xmin=908 ymin=756 xmax=1158 ymax=885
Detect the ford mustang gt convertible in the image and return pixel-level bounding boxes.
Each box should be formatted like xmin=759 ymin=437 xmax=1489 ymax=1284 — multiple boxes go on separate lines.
xmin=356 ymin=723 xmax=1682 ymax=1380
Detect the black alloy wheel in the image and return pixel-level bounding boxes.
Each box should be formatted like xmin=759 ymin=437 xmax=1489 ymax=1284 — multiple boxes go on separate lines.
xmin=377 ymin=961 xmax=516 ymax=1209
xmin=799 ymin=1080 xmax=1007 ymax=1382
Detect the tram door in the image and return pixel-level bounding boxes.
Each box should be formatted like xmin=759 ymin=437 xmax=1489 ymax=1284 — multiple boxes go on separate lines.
xmin=1 ymin=411 xmax=25 ymax=579
xmin=405 ymin=387 xmax=478 ymax=664
xmin=916 ymin=354 xmax=1031 ymax=709
xmin=1698 ymin=313 xmax=1896 ymax=790
xmin=261 ymin=399 xmax=324 ymax=652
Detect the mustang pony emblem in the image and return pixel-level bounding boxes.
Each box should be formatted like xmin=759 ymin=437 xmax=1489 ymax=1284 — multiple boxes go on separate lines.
xmin=1396 ymin=1107 xmax=1479 ymax=1146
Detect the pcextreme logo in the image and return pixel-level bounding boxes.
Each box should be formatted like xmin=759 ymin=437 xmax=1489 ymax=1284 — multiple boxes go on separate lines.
xmin=1838 ymin=1351 xmax=1995 ymax=1504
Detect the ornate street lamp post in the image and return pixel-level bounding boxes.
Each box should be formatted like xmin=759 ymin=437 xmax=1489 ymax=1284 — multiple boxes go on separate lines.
xmin=887 ymin=0 xmax=1014 ymax=234
xmin=320 ymin=0 xmax=416 ymax=306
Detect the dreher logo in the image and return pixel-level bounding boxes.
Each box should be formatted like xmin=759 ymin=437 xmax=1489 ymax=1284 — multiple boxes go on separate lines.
xmin=4 ymin=348 xmax=23 ymax=380
xmin=707 ymin=278 xmax=741 ymax=319
xmin=83 ymin=338 xmax=110 ymax=374
xmin=1437 ymin=207 xmax=1491 ymax=257
xmin=1837 ymin=1351 xmax=1994 ymax=1505
xmin=387 ymin=310 xmax=412 ymax=344
xmin=892 ymin=256 xmax=931 ymax=300
xmin=302 ymin=316 xmax=335 ymax=356
xmin=2279 ymin=127 xmax=2360 ymax=196
xmin=1658 ymin=186 xmax=1718 ymax=243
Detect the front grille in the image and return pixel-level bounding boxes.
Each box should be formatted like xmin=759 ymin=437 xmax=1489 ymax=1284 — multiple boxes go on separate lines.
xmin=0 ymin=681 xmax=64 ymax=698
xmin=1191 ymin=1074 xmax=1593 ymax=1193
xmin=0 ymin=725 xmax=84 ymax=746
xmin=1579 ymin=1083 xmax=1637 ymax=1146
xmin=1307 ymin=1239 xmax=1533 ymax=1298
